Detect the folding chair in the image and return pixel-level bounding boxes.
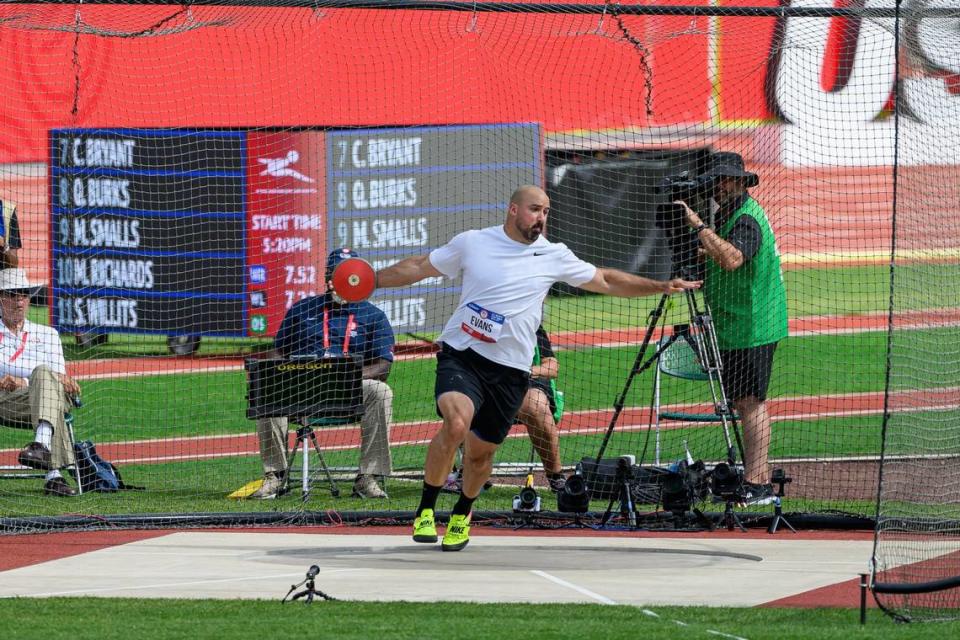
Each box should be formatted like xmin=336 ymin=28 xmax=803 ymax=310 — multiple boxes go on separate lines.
xmin=283 ymin=415 xmax=362 ymax=500
xmin=0 ymin=405 xmax=83 ymax=494
xmin=246 ymin=357 xmax=364 ymax=501
xmin=651 ymin=335 xmax=736 ymax=465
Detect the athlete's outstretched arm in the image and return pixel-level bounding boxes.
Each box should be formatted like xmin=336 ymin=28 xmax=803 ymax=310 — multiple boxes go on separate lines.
xmin=376 ymin=255 xmax=443 ymax=288
xmin=579 ymin=268 xmax=701 ymax=297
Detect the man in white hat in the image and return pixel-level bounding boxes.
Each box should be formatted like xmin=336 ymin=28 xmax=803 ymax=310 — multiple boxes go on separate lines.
xmin=0 ymin=269 xmax=81 ymax=496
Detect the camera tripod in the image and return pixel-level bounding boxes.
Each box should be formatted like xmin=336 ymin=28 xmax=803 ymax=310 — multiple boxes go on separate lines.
xmin=593 ymin=280 xmax=747 ymax=524
xmin=721 ymin=500 xmax=748 ymax=532
xmin=767 ymin=468 xmax=796 ymax=534
xmin=284 ymin=423 xmax=341 ymax=501
xmin=598 ymin=457 xmax=639 ymax=529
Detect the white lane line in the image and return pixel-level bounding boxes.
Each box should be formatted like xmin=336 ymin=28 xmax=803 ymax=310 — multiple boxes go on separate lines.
xmin=529 ymin=570 xmax=617 ymax=605
xmin=706 ymin=630 xmax=748 ymax=640
xmin=2 ymin=568 xmax=362 ymax=598
xmin=645 ymin=606 xmax=748 ymax=640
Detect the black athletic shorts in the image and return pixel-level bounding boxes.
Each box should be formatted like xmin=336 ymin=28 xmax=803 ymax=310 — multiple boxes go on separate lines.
xmin=719 ymin=342 xmax=778 ymax=402
xmin=435 ymin=343 xmax=530 ymax=444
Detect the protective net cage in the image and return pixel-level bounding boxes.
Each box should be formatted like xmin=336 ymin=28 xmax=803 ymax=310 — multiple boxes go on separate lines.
xmin=0 ymin=0 xmax=957 ymax=619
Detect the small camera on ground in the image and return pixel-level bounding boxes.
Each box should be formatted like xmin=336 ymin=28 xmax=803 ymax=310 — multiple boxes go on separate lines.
xmin=710 ymin=462 xmax=745 ymax=501
xmin=616 ymin=454 xmax=636 ymax=480
xmin=513 ymin=474 xmax=541 ymax=513
xmin=661 ymin=459 xmax=709 ymax=515
xmin=556 ymin=473 xmax=590 ymax=514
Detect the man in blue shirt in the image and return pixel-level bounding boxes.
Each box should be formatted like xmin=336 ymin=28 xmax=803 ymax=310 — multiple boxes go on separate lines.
xmin=251 ymin=248 xmax=395 ymax=499
xmin=0 ymin=198 xmax=23 ymax=268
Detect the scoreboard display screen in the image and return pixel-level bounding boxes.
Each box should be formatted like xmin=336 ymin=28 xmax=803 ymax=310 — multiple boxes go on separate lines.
xmin=49 ymin=124 xmax=540 ymax=338
xmin=327 ymin=124 xmax=541 ymax=333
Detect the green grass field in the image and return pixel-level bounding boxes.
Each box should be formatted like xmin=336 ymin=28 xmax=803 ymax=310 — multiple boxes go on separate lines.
xmin=0 ymin=598 xmax=952 ymax=640
xmin=2 ymin=259 xmax=957 ymax=632
xmin=3 ymin=263 xmax=958 ymax=519
xmin=3 ymin=327 xmax=953 ymax=447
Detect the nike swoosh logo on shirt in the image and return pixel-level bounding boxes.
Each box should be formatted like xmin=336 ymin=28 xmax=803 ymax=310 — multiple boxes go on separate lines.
xmin=533 ymin=252 xmax=546 ymax=256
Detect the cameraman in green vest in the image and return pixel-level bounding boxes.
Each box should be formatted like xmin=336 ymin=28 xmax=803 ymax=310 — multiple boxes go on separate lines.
xmin=675 ymin=152 xmax=788 ymax=505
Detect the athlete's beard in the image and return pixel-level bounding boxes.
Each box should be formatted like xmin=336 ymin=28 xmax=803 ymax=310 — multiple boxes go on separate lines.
xmin=515 ymin=219 xmax=544 ymax=243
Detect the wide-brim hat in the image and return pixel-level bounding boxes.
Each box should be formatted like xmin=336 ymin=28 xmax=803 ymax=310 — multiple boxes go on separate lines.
xmin=0 ymin=268 xmax=40 ymax=295
xmin=703 ymin=151 xmax=759 ymax=188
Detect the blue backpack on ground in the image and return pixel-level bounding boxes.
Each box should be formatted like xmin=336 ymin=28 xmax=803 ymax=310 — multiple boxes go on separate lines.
xmin=72 ymin=440 xmax=141 ymax=492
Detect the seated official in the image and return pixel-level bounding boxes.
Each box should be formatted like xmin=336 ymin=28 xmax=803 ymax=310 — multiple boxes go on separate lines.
xmin=516 ymin=325 xmax=565 ymax=492
xmin=251 ymin=248 xmax=394 ymax=499
xmin=0 ymin=269 xmax=81 ymax=497
xmin=445 ymin=325 xmax=565 ymax=494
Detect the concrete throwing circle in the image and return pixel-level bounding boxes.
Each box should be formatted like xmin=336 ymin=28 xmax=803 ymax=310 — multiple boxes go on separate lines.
xmin=263 ymin=543 xmax=762 ymax=571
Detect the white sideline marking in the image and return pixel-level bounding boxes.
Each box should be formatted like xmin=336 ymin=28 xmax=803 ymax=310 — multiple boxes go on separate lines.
xmin=5 ymin=572 xmax=303 ymax=597
xmin=637 ymin=604 xmax=749 ymax=639
xmin=781 ymin=247 xmax=960 ymax=265
xmin=706 ymin=630 xmax=748 ymax=640
xmin=6 ymin=569 xmax=362 ymax=598
xmin=5 ymin=396 xmax=955 ymax=465
xmin=530 ymin=570 xmax=617 ymax=605
xmin=68 ymin=309 xmax=960 ymax=381
xmin=102 ymin=400 xmax=960 ymax=465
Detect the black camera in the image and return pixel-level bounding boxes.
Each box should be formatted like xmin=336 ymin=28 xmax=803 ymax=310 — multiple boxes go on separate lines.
xmin=658 ymin=170 xmax=715 ymax=204
xmin=513 ymin=486 xmax=540 ymax=512
xmin=710 ymin=462 xmax=745 ymax=501
xmin=513 ymin=475 xmax=541 ymax=513
xmin=660 ymin=459 xmax=709 ymax=514
xmin=656 ymin=171 xmax=716 ymax=276
xmin=615 ymin=455 xmax=635 ymax=480
xmin=556 ymin=473 xmax=591 ymax=514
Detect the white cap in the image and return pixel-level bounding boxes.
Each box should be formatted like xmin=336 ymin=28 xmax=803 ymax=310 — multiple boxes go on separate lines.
xmin=0 ymin=268 xmax=39 ymax=293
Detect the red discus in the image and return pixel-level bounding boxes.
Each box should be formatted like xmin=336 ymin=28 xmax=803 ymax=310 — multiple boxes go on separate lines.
xmin=330 ymin=257 xmax=377 ymax=303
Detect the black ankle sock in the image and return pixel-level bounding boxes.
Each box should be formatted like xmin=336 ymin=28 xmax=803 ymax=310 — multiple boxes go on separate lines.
xmin=546 ymin=472 xmax=564 ymax=481
xmin=417 ymin=482 xmax=442 ymax=515
xmin=452 ymin=492 xmax=477 ymax=516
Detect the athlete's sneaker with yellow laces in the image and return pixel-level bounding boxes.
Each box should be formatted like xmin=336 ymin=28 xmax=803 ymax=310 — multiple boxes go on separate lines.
xmin=412 ymin=508 xmax=438 ymax=543
xmin=441 ymin=512 xmax=471 ymax=552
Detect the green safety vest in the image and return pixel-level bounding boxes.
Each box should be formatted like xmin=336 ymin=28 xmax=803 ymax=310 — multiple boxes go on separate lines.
xmin=704 ymin=196 xmax=788 ymax=350
xmin=533 ymin=343 xmax=565 ymax=422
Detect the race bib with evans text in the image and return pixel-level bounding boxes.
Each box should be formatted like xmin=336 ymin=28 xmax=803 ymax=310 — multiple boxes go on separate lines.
xmin=459 ymin=302 xmax=505 ymax=343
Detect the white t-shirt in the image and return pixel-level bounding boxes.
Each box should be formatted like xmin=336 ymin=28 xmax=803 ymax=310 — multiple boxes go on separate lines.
xmin=430 ymin=225 xmax=596 ymax=371
xmin=0 ymin=319 xmax=66 ymax=379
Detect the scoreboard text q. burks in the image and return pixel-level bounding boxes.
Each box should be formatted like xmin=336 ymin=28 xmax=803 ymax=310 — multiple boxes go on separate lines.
xmin=49 ymin=124 xmax=541 ymax=338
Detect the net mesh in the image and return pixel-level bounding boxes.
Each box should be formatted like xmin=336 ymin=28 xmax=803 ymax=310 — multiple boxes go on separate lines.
xmin=0 ymin=0 xmax=957 ymax=619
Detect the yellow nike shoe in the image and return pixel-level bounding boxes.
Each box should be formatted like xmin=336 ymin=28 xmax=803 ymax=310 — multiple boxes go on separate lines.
xmin=441 ymin=512 xmax=471 ymax=552
xmin=413 ymin=508 xmax=438 ymax=543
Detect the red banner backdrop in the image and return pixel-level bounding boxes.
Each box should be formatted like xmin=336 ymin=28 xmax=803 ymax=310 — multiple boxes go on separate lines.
xmin=0 ymin=4 xmax=719 ymax=164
